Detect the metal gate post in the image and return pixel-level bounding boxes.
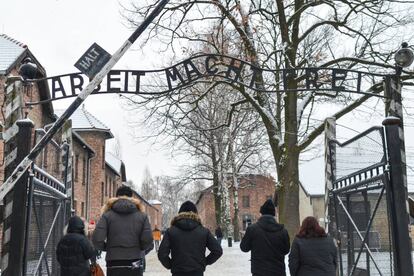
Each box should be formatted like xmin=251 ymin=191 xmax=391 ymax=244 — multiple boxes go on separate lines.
xmin=325 ymin=117 xmax=336 ymax=231
xmin=383 ymin=117 xmax=413 ymax=276
xmin=2 ymin=119 xmax=34 ymax=276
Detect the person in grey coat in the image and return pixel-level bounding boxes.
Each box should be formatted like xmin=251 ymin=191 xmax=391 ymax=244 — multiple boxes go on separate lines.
xmin=92 ymin=186 xmax=153 ymax=276
xmin=289 ymin=216 xmax=337 ymax=276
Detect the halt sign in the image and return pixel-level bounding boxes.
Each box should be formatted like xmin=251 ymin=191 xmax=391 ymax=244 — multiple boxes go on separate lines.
xmin=74 ymin=43 xmax=111 ymax=79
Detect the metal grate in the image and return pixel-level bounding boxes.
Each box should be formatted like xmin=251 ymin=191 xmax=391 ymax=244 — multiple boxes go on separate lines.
xmin=329 ymin=127 xmax=395 ymax=276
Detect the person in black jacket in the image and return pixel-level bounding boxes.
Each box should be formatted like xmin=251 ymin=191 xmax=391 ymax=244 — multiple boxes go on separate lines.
xmin=240 ymin=199 xmax=290 ymax=276
xmin=158 ymin=201 xmax=223 ymax=276
xmin=289 ymin=216 xmax=337 ymax=276
xmin=56 ymin=216 xmax=97 ymax=276
xmin=215 ymin=226 xmax=223 ymax=245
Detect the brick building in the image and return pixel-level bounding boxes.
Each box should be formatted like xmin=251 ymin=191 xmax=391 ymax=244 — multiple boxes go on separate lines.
xmin=0 ymin=34 xmax=57 ymax=181
xmin=55 ymin=107 xmax=127 ymax=222
xmin=196 ymin=174 xmax=275 ymax=234
xmin=130 ymin=190 xmax=163 ymax=230
xmin=0 ymin=33 xmax=162 ymax=234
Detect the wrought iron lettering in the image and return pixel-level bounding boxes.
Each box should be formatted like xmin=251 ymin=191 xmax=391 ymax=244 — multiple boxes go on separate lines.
xmin=26 ymin=54 xmax=389 ymax=105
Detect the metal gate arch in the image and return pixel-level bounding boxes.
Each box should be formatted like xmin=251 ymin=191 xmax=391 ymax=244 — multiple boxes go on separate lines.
xmin=328 ymin=119 xmax=413 ymax=276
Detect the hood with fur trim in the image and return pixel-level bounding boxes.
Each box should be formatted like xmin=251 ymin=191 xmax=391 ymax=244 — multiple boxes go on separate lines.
xmin=101 ymin=196 xmax=145 ymax=215
xmin=171 ymin=212 xmax=202 ymax=231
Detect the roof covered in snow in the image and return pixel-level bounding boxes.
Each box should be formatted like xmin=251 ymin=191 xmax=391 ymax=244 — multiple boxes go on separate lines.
xmin=55 ymin=107 xmax=113 ymax=138
xmin=105 ymin=152 xmax=122 ymax=176
xmin=0 ymin=34 xmax=27 ymax=74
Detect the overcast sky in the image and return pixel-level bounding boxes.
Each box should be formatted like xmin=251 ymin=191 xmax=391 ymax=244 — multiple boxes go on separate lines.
xmin=0 ymin=0 xmax=181 ymax=188
xmin=2 ymin=0 xmax=414 ymax=194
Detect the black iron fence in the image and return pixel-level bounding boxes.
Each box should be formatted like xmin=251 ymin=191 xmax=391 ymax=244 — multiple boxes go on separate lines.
xmin=24 ymin=165 xmax=68 ymax=276
xmin=328 ymin=123 xmax=413 ymax=276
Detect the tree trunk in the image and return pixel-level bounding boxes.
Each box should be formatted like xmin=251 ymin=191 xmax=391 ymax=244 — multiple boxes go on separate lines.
xmin=210 ymin=136 xmax=222 ymax=226
xmin=276 ymin=151 xmax=300 ymax=238
xmin=212 ymin=163 xmax=222 ymax=227
xmin=220 ymin=178 xmax=233 ymax=240
xmin=232 ymin=187 xmax=240 ymax=241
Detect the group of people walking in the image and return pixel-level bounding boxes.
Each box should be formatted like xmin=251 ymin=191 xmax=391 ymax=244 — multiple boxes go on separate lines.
xmin=56 ymin=185 xmax=337 ymax=276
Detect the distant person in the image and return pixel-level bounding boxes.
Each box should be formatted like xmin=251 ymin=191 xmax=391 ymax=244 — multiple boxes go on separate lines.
xmin=240 ymin=199 xmax=290 ymax=276
xmin=93 ymin=186 xmax=153 ymax=276
xmin=289 ymin=216 xmax=337 ymax=276
xmin=158 ymin=200 xmax=223 ymax=276
xmin=153 ymin=225 xmax=162 ymax=252
xmin=56 ymin=216 xmax=97 ymax=276
xmin=215 ymin=226 xmax=223 ymax=245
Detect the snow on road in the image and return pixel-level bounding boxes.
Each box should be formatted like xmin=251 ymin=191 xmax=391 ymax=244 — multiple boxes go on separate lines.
xmin=98 ymin=242 xmax=291 ymax=276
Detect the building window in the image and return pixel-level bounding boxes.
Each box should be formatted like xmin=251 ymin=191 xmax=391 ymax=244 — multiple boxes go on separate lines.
xmin=102 ymin=146 xmax=105 ymax=169
xmin=242 ymin=196 xmax=250 ymax=208
xmin=54 ymin=148 xmax=60 ymax=173
xmin=75 ymin=155 xmax=79 ymax=181
xmin=73 ymin=200 xmax=77 ymax=215
xmin=82 ymin=156 xmax=87 ymax=185
xmin=105 ymin=176 xmax=108 ymax=196
xmin=81 ymin=202 xmax=85 ymax=217
xmin=101 ymin=182 xmax=104 ymax=205
xmin=43 ymin=145 xmax=49 ymax=168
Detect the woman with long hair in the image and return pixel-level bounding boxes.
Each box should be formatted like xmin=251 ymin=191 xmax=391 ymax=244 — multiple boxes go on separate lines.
xmin=289 ymin=216 xmax=337 ymax=276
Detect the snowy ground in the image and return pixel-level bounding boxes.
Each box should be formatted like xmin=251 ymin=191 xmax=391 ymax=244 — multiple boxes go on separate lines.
xmin=96 ymin=242 xmax=407 ymax=276
xmin=97 ymin=241 xmax=291 ymax=276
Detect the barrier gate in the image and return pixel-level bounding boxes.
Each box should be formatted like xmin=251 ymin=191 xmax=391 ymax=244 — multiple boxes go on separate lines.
xmin=328 ymin=119 xmax=413 ymax=276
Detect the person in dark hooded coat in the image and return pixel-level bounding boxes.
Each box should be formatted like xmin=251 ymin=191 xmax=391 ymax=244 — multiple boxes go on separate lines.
xmin=158 ymin=201 xmax=223 ymax=276
xmin=240 ymin=199 xmax=290 ymax=276
xmin=92 ymin=186 xmax=153 ymax=276
xmin=56 ymin=216 xmax=96 ymax=276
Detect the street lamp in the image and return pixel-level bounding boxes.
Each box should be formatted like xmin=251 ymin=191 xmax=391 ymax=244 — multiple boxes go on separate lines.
xmin=18 ymin=57 xmax=39 ymax=80
xmin=394 ymin=42 xmax=414 ymax=68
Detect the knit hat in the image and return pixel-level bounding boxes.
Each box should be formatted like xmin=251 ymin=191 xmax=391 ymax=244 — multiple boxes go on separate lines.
xmin=116 ymin=186 xmax=133 ymax=197
xmin=179 ymin=201 xmax=198 ymax=213
xmin=260 ymin=199 xmax=276 ymax=216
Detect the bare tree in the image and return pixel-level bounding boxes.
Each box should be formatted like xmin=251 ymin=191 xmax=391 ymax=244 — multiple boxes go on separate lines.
xmin=157 ymin=175 xmax=202 ymax=228
xmin=110 ymin=135 xmax=123 ymax=160
xmin=141 ymin=166 xmax=158 ymax=200
xmin=123 ymin=0 xmax=414 ymax=234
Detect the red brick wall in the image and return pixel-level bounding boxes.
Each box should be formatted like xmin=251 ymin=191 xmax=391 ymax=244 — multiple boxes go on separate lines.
xmin=72 ymin=139 xmax=90 ymax=219
xmin=76 ymin=131 xmax=108 ymax=221
xmin=197 ymin=175 xmax=275 ymax=234
xmin=104 ymin=166 xmax=122 ymax=201
xmin=0 ymin=69 xmax=54 ymax=183
xmin=148 ymin=203 xmax=162 ymax=229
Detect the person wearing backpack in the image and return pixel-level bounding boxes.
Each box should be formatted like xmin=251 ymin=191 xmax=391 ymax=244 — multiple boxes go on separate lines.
xmin=240 ymin=199 xmax=290 ymax=276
